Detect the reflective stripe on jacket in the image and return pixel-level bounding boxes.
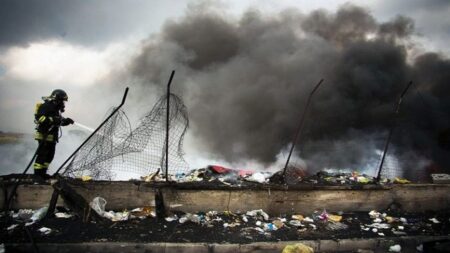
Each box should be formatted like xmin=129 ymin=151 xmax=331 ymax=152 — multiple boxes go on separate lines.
xmin=34 ymin=132 xmax=55 ymax=142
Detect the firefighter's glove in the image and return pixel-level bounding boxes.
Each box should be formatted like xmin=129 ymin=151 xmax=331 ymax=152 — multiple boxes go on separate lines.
xmin=62 ymin=117 xmax=74 ymax=126
xmin=52 ymin=116 xmax=62 ymax=125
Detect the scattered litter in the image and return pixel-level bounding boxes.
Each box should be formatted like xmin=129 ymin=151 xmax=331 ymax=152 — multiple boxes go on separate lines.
xmin=165 ymin=215 xmax=178 ymax=222
xmin=385 ymin=216 xmax=395 ymax=223
xmin=400 ymin=217 xmax=407 ymax=223
xmin=328 ymin=214 xmax=342 ymax=222
xmin=245 ymin=172 xmax=267 ymax=183
xmin=141 ymin=168 xmax=160 ymax=182
xmin=18 ymin=209 xmax=33 ymax=220
xmin=369 ymin=210 xmax=381 ymax=219
xmin=103 ymin=210 xmax=130 ymax=222
xmin=303 ymin=217 xmax=314 ymax=223
xmin=263 ymin=223 xmax=277 ymax=231
xmin=246 ymin=209 xmax=269 ymax=221
xmin=292 ymin=214 xmax=304 ymax=221
xmin=273 ymin=219 xmax=284 ymax=229
xmin=282 ymin=243 xmax=314 ymax=253
xmin=319 ymin=210 xmax=329 ymax=221
xmin=357 ymin=176 xmax=370 ymax=184
xmin=416 ymin=244 xmax=423 ymax=252
xmin=79 ymin=175 xmax=92 ymax=181
xmin=29 ymin=206 xmax=48 ymax=223
xmin=38 ymin=227 xmax=52 ymax=235
xmin=253 ymin=227 xmax=265 ymax=234
xmin=179 ymin=213 xmax=201 ymax=224
xmin=367 ymin=223 xmax=391 ymax=229
xmin=394 ymin=177 xmax=411 ymax=184
xmin=90 ymin=197 xmax=107 ymax=216
xmin=373 ymin=218 xmax=382 ymax=223
xmin=388 ymin=244 xmax=401 ymax=252
xmin=224 ymin=222 xmax=240 ymax=228
xmin=378 ymin=232 xmax=385 ymax=236
xmin=429 ymin=218 xmax=440 ymax=224
xmin=55 ymin=212 xmax=73 ymax=218
xmin=289 ymin=220 xmax=304 ymax=227
xmin=7 ymin=224 xmax=19 ymax=231
xmin=130 ymin=207 xmax=155 ymax=218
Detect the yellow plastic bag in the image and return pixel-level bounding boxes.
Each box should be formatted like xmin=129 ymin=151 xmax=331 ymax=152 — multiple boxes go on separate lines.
xmin=394 ymin=177 xmax=411 ymax=184
xmin=282 ymin=243 xmax=314 ymax=253
xmin=291 ymin=214 xmax=304 ymax=221
xmin=328 ymin=214 xmax=342 ymax=222
xmin=80 ymin=175 xmax=92 ymax=181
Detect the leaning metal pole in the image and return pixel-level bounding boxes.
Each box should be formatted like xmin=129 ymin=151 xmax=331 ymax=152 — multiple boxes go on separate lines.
xmin=165 ymin=70 xmax=175 ymax=182
xmin=282 ymin=79 xmax=324 ymax=182
xmin=54 ymin=87 xmax=129 ymax=175
xmin=375 ymin=81 xmax=413 ymax=182
xmin=45 ymin=87 xmax=129 ymax=218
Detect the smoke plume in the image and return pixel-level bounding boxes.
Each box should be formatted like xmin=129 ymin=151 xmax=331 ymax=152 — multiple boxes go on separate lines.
xmin=125 ymin=4 xmax=449 ymax=178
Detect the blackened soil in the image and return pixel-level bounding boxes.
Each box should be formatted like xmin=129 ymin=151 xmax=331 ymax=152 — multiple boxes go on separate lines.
xmin=2 ymin=211 xmax=450 ymax=244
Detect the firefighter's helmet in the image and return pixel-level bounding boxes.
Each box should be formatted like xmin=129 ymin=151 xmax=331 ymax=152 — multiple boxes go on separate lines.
xmin=49 ymin=89 xmax=68 ymax=101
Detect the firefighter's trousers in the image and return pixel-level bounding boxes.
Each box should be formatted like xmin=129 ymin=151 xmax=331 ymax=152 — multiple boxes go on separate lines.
xmin=34 ymin=141 xmax=56 ymax=177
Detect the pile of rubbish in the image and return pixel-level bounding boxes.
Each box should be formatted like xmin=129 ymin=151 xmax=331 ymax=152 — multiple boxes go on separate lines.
xmin=138 ymin=165 xmax=411 ymax=186
xmin=141 ymin=165 xmax=272 ymax=185
xmin=162 ymin=208 xmax=351 ymax=237
xmin=4 ymin=206 xmax=72 ymax=236
xmin=89 ymin=197 xmax=156 ymax=222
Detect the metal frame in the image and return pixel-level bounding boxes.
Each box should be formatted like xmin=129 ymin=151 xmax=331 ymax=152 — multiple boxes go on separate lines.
xmin=165 ymin=70 xmax=175 ymax=182
xmin=282 ymin=79 xmax=324 ymax=182
xmin=55 ymin=87 xmax=129 ymax=175
xmin=375 ymin=81 xmax=413 ymax=182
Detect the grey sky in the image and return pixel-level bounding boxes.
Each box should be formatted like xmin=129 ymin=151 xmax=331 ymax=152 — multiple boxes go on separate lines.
xmin=0 ymin=0 xmax=187 ymax=48
xmin=0 ymin=0 xmax=448 ymax=50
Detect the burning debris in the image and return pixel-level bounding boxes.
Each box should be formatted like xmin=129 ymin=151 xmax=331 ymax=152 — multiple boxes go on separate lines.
xmin=136 ymin=165 xmax=410 ymax=186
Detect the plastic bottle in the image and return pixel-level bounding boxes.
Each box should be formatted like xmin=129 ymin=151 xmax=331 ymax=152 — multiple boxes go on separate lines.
xmin=30 ymin=206 xmax=48 ymax=222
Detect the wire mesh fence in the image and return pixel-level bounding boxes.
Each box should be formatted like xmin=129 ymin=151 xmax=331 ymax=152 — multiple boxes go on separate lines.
xmin=63 ymin=93 xmax=189 ymax=180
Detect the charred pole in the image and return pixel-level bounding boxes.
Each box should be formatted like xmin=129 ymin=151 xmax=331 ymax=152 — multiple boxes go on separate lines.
xmin=165 ymin=70 xmax=175 ymax=182
xmin=376 ymin=81 xmax=413 ymax=182
xmin=282 ymin=79 xmax=323 ymax=182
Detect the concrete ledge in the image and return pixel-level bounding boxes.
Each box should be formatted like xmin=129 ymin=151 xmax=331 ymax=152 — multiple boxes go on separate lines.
xmin=2 ymin=181 xmax=450 ymax=214
xmin=6 ymin=236 xmax=450 ymax=253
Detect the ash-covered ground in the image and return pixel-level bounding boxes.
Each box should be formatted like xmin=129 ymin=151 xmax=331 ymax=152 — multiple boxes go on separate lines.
xmin=2 ymin=207 xmax=450 ymax=245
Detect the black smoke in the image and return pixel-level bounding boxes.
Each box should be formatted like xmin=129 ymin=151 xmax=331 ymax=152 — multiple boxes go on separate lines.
xmin=127 ymin=4 xmax=450 ymax=179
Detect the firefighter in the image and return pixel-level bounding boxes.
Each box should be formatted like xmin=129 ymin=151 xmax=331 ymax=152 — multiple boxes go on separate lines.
xmin=33 ymin=89 xmax=74 ymax=179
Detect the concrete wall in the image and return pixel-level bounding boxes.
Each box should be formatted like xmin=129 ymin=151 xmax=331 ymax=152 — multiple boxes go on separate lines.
xmin=1 ymin=181 xmax=155 ymax=210
xmin=6 ymin=235 xmax=450 ymax=253
xmin=163 ymin=184 xmax=450 ymax=214
xmin=2 ymin=181 xmax=450 ymax=214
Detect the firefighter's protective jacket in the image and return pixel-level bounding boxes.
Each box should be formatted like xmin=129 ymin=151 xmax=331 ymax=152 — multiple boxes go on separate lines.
xmin=34 ymin=100 xmax=68 ymax=142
